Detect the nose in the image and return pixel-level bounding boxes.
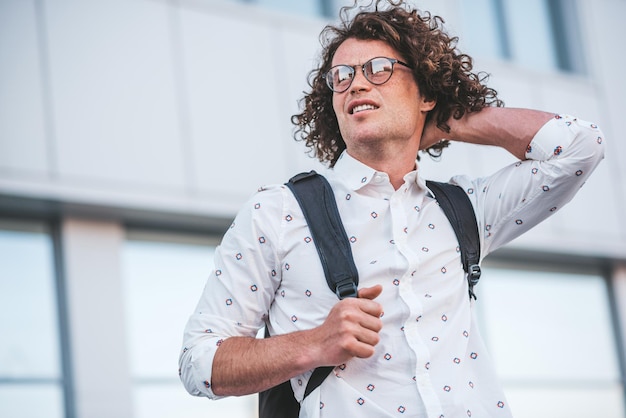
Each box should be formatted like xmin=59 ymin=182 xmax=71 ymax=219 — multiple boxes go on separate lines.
xmin=349 ymin=66 xmax=371 ymax=94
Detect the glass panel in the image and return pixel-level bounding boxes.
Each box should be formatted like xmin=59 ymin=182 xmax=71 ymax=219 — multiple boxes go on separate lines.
xmin=122 ymin=237 xmax=216 ymax=378
xmin=0 ymin=225 xmax=61 ymax=378
xmin=327 ymin=0 xmax=356 ymax=14
xmin=505 ymin=386 xmax=625 ymax=418
xmin=547 ymin=0 xmax=587 ymax=74
xmin=122 ymin=232 xmax=258 ymax=417
xmin=479 ymin=268 xmax=619 ymax=381
xmin=0 ymin=384 xmax=64 ymax=418
xmin=459 ymin=0 xmax=504 ymax=59
xmin=133 ymin=383 xmax=257 ymax=418
xmin=478 ymin=266 xmax=624 ymax=417
xmin=502 ymin=0 xmax=557 ymax=71
xmin=254 ymin=0 xmax=320 ymax=16
xmin=459 ymin=0 xmax=583 ymax=74
xmin=0 ymin=221 xmax=65 ymax=418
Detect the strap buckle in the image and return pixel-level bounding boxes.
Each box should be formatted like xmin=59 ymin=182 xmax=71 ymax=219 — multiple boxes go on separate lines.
xmin=335 ymin=277 xmax=358 ymax=299
xmin=468 ymin=264 xmax=481 ymax=286
xmin=467 ymin=264 xmax=481 ymax=300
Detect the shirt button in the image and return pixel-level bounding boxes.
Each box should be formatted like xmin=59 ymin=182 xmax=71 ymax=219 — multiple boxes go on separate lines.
xmin=374 ymin=175 xmax=385 ymax=183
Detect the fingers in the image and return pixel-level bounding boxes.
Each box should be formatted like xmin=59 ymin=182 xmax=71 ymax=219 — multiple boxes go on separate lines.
xmin=355 ymin=327 xmax=381 ymax=348
xmin=332 ymin=316 xmax=380 ymax=359
xmin=313 ymin=285 xmax=385 ymax=365
xmin=335 ymin=286 xmax=383 ymax=356
xmin=345 ymin=336 xmax=379 ymax=359
xmin=357 ymin=285 xmax=384 ymax=319
xmin=358 ymin=284 xmax=383 ymax=300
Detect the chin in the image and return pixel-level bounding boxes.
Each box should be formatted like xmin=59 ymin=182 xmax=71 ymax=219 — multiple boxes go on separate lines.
xmin=344 ymin=128 xmax=385 ymax=144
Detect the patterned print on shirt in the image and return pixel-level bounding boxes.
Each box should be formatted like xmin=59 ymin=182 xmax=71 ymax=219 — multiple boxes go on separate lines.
xmin=179 ymin=115 xmax=604 ymax=418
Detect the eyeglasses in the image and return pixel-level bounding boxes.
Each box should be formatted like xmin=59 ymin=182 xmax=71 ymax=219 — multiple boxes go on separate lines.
xmin=324 ymin=56 xmax=412 ymax=93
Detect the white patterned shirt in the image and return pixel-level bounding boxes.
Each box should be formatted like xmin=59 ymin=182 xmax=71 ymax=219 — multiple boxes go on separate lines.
xmin=180 ymin=115 xmax=605 ymax=417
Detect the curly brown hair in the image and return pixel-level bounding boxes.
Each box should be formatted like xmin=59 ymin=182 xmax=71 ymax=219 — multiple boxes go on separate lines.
xmin=291 ymin=0 xmax=503 ymax=167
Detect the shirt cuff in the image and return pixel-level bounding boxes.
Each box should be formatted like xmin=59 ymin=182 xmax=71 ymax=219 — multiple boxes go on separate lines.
xmin=180 ymin=341 xmax=224 ymax=400
xmin=525 ymin=114 xmax=577 ymax=161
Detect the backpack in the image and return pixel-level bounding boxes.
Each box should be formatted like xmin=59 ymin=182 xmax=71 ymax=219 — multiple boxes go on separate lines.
xmin=258 ymin=170 xmax=481 ymax=418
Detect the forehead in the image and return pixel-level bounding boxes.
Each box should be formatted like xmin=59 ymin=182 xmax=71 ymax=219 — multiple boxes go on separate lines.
xmin=331 ymin=38 xmax=400 ymax=66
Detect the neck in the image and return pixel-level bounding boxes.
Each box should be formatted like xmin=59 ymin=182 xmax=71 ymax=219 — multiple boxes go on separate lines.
xmin=346 ymin=143 xmax=419 ymax=190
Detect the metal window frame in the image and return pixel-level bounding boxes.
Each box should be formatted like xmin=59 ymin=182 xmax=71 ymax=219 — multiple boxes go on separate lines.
xmin=0 ymin=216 xmax=75 ymax=418
xmin=546 ymin=0 xmax=588 ymax=74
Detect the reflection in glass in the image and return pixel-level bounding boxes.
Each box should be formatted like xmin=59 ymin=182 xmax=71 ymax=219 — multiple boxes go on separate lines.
xmin=0 ymin=385 xmax=64 ymax=418
xmin=0 ymin=223 xmax=64 ymax=418
xmin=122 ymin=233 xmax=258 ymax=418
xmin=459 ymin=0 xmax=569 ymax=73
xmin=479 ymin=267 xmax=624 ymax=417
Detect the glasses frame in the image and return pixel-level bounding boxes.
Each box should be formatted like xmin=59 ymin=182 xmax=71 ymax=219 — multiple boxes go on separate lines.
xmin=324 ymin=56 xmax=412 ymax=93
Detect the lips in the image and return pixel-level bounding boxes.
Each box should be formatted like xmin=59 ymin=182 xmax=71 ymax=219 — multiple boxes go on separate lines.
xmin=348 ymin=100 xmax=379 ymax=115
xmin=351 ymin=104 xmax=378 ymax=114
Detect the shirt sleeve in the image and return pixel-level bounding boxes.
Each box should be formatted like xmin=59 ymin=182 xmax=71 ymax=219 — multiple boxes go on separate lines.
xmin=453 ymin=114 xmax=606 ymax=257
xmin=178 ymin=185 xmax=287 ymax=399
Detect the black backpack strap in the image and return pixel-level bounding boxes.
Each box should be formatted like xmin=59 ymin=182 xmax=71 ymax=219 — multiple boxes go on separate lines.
xmin=285 ymin=171 xmax=359 ymax=299
xmin=426 ymin=180 xmax=482 ymax=300
xmin=286 ymin=171 xmax=360 ymax=396
xmin=259 ymin=171 xmax=358 ymax=418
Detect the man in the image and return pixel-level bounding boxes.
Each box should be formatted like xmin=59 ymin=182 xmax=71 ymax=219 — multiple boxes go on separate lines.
xmin=179 ymin=1 xmax=605 ymax=417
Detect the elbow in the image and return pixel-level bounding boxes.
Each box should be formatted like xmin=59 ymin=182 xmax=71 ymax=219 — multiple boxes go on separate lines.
xmin=583 ymin=123 xmax=606 ymax=169
xmin=568 ymin=120 xmax=606 ymax=173
xmin=179 ymin=347 xmax=203 ymax=397
xmin=178 ymin=345 xmax=221 ymax=399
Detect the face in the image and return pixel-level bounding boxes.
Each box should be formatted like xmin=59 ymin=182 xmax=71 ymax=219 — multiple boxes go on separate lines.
xmin=330 ymin=38 xmax=434 ymax=157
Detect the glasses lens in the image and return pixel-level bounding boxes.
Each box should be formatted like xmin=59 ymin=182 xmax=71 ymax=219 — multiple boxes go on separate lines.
xmin=365 ymin=57 xmax=394 ymax=85
xmin=327 ymin=65 xmax=354 ymax=92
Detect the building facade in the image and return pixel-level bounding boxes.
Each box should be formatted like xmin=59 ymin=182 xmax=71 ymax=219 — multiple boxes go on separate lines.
xmin=1 ymin=0 xmax=625 ymax=417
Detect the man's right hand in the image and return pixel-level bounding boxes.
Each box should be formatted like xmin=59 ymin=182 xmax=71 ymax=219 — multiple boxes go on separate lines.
xmin=210 ymin=285 xmax=384 ymax=396
xmin=310 ymin=284 xmax=384 ymax=366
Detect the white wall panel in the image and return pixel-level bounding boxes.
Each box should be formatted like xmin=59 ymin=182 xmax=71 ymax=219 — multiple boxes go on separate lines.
xmin=61 ymin=218 xmax=133 ymax=418
xmin=580 ymin=0 xmax=626 ymax=244
xmin=537 ymin=76 xmax=603 ymax=123
xmin=488 ymin=69 xmax=542 ymax=109
xmin=277 ymin=20 xmax=329 ymax=175
xmin=0 ymin=0 xmax=49 ymax=174
xmin=554 ymin=159 xmax=622 ymax=238
xmin=0 ymin=0 xmax=622 ymax=255
xmin=45 ymin=0 xmax=186 ymax=189
xmin=179 ymin=7 xmax=288 ymax=198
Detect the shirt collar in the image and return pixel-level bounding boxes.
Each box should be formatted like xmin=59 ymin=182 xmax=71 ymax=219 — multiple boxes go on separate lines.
xmin=331 ymin=150 xmax=428 ymax=193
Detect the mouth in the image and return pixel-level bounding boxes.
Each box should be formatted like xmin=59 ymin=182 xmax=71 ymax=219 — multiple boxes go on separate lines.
xmin=350 ymin=103 xmax=379 ymax=114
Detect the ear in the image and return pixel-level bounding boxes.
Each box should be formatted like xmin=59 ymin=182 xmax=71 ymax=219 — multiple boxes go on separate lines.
xmin=419 ymin=95 xmax=436 ymax=113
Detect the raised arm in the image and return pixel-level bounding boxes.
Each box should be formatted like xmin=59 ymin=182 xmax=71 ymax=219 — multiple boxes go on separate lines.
xmin=421 ymin=107 xmax=554 ymax=160
xmin=433 ymin=109 xmax=606 ymax=256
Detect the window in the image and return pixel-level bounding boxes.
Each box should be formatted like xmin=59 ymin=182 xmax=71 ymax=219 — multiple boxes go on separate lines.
xmin=478 ymin=263 xmax=625 ymax=417
xmin=254 ymin=0 xmax=320 ymax=15
xmin=122 ymin=230 xmax=257 ymax=418
xmin=232 ymin=0 xmax=322 ymax=16
xmin=228 ymin=0 xmax=588 ymax=75
xmin=460 ymin=0 xmax=586 ymax=74
xmin=231 ymin=0 xmax=364 ymax=18
xmin=0 ymin=220 xmax=66 ymax=418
